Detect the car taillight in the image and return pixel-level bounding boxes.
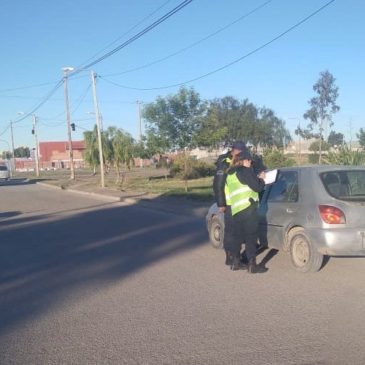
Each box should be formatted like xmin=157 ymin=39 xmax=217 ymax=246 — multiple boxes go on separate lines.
xmin=318 ymin=205 xmax=346 ymax=224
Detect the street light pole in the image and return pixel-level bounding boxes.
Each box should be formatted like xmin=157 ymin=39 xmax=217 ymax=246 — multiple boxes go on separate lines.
xmin=90 ymin=70 xmax=105 ymax=188
xmin=32 ymin=114 xmax=40 ymax=177
xmin=62 ymin=67 xmax=75 ymax=180
xmin=9 ymin=120 xmax=16 ymax=173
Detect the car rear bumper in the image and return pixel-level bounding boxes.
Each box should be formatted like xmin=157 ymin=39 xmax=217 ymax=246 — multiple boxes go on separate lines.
xmin=306 ymin=227 xmax=365 ymax=256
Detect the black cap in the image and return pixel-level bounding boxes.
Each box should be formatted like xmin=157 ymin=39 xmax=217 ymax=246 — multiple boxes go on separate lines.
xmin=231 ymin=141 xmax=246 ymax=150
xmin=237 ymin=149 xmax=252 ymax=161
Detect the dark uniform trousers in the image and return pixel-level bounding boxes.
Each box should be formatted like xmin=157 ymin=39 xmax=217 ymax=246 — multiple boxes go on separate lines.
xmin=223 ymin=204 xmax=259 ymax=261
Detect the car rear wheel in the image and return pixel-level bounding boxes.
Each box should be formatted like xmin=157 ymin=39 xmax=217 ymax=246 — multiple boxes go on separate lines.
xmin=209 ymin=215 xmax=224 ymax=249
xmin=289 ymin=228 xmax=323 ymax=272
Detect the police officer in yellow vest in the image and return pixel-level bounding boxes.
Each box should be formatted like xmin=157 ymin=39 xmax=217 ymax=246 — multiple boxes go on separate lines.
xmin=213 ymin=141 xmax=246 ymax=265
xmin=213 ymin=141 xmax=246 ymax=211
xmin=224 ymin=149 xmax=267 ymax=273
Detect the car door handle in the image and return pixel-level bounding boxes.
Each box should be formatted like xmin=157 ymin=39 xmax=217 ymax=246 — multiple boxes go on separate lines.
xmin=286 ymin=208 xmax=295 ymax=213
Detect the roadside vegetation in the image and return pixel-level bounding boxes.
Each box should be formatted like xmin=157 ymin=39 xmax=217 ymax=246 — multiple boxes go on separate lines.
xmin=7 ymin=69 xmax=365 ymax=201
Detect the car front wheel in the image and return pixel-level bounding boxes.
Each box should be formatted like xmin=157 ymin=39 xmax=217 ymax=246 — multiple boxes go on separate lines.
xmin=209 ymin=215 xmax=224 ymax=249
xmin=289 ymin=228 xmax=323 ymax=273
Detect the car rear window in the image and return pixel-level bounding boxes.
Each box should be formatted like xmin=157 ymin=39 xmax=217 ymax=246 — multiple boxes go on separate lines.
xmin=0 ymin=165 xmax=8 ymax=171
xmin=321 ymin=170 xmax=365 ymax=201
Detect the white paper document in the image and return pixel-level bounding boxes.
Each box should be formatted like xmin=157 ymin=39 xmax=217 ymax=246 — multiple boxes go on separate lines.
xmin=263 ymin=169 xmax=278 ymax=184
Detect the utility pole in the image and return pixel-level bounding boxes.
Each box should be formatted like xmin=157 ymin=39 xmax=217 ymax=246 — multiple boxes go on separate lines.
xmin=62 ymin=67 xmax=75 ymax=180
xmin=32 ymin=114 xmax=40 ymax=177
xmin=137 ymin=100 xmax=142 ymax=142
xmin=9 ymin=120 xmax=16 ymax=173
xmin=91 ymin=70 xmax=105 ymax=188
xmin=136 ymin=100 xmax=143 ymax=168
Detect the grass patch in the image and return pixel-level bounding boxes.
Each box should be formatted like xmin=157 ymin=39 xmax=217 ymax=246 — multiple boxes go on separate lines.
xmin=15 ymin=168 xmax=215 ymax=201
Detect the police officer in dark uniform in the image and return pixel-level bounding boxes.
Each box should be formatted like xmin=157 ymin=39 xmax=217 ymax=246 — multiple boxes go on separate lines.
xmin=213 ymin=141 xmax=247 ymax=265
xmin=223 ymin=149 xmax=267 ymax=273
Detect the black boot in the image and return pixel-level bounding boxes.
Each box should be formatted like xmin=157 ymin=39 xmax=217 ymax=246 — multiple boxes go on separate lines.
xmin=225 ymin=250 xmax=233 ymax=266
xmin=247 ymin=258 xmax=268 ymax=274
xmin=240 ymin=250 xmax=248 ymax=264
xmin=231 ymin=256 xmax=248 ymax=271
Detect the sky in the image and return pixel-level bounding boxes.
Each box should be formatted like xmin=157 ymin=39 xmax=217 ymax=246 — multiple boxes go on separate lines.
xmin=0 ymin=0 xmax=364 ymax=152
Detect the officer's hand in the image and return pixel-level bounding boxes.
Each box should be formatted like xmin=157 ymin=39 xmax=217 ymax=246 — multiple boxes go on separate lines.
xmin=258 ymin=171 xmax=266 ymax=180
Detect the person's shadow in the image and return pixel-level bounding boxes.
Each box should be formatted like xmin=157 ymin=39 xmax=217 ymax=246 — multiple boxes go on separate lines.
xmin=258 ymin=247 xmax=279 ymax=267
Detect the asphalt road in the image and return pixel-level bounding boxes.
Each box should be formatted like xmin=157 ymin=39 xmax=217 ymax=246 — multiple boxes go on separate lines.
xmin=1 ymin=182 xmax=365 ymax=364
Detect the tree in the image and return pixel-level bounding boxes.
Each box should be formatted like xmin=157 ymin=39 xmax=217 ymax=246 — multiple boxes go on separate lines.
xmin=110 ymin=127 xmax=134 ymax=185
xmin=83 ymin=127 xmax=99 ymax=174
xmin=1 ymin=151 xmax=12 ymax=159
xmin=357 ymin=128 xmax=365 ymax=148
xmin=254 ymin=107 xmax=291 ymax=149
xmin=203 ymin=97 xmax=256 ymax=144
xmin=14 ymin=146 xmax=30 ymax=158
xmin=327 ymin=131 xmax=344 ymax=147
xmin=300 ymin=70 xmax=340 ymax=163
xmin=143 ymin=87 xmax=206 ymax=191
xmin=193 ymin=105 xmax=227 ymax=149
xmin=199 ymin=97 xmax=290 ymax=149
xmin=144 ymin=131 xmax=170 ymax=157
xmin=143 ymin=87 xmax=206 ymax=151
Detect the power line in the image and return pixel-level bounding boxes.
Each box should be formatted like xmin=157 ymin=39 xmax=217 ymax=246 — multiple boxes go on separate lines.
xmin=0 ymin=124 xmax=10 ymax=138
xmin=0 ymin=2 xmax=175 ymax=95
xmin=0 ymin=74 xmax=87 ymax=94
xmin=76 ymin=0 xmax=174 ymax=70
xmin=70 ymin=0 xmax=193 ymax=76
xmin=12 ymin=80 xmax=64 ymax=124
xmin=99 ymin=0 xmax=336 ymax=91
xmin=70 ymin=83 xmax=92 ymax=115
xmin=0 ymin=80 xmax=60 ymax=94
xmin=0 ymin=94 xmax=64 ymax=101
xmin=103 ymin=0 xmax=273 ymax=77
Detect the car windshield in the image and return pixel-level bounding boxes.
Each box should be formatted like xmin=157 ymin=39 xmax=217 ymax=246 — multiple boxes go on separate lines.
xmin=321 ymin=170 xmax=365 ymax=201
xmin=0 ymin=165 xmax=8 ymax=171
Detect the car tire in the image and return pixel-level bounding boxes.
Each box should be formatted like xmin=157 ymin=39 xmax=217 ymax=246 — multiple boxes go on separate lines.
xmin=209 ymin=215 xmax=224 ymax=249
xmin=289 ymin=228 xmax=323 ymax=273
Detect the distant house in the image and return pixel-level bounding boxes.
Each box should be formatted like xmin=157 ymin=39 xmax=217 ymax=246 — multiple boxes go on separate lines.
xmin=38 ymin=141 xmax=85 ymax=169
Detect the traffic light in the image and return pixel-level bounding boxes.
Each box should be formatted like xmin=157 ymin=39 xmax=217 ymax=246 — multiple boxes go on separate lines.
xmin=71 ymin=123 xmax=75 ymax=131
xmin=31 ymin=129 xmax=34 ymax=134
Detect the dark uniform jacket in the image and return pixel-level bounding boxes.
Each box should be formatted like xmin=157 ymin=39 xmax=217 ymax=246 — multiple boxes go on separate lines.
xmin=213 ymin=152 xmax=233 ymax=207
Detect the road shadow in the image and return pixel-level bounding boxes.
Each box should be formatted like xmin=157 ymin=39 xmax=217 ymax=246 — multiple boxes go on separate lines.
xmin=0 ymin=178 xmax=31 ymax=186
xmin=0 ymin=211 xmax=22 ymax=220
xmin=0 ymin=194 xmax=209 ymax=334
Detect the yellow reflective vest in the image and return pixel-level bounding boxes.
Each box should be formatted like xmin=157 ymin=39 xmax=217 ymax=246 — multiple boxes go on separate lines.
xmin=225 ymin=171 xmax=259 ymax=216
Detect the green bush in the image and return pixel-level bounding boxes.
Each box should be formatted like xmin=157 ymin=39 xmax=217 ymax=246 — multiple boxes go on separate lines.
xmin=262 ymin=148 xmax=295 ymax=169
xmin=309 ymin=140 xmax=331 ymax=152
xmin=308 ymin=153 xmax=320 ymax=164
xmin=323 ymin=146 xmax=365 ymax=165
xmin=156 ymin=156 xmax=171 ymax=168
xmin=170 ymin=154 xmax=214 ymax=179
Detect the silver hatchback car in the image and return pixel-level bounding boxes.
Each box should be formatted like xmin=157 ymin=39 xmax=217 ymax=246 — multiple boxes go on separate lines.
xmin=206 ymin=165 xmax=365 ymax=272
xmin=0 ymin=164 xmax=10 ymax=181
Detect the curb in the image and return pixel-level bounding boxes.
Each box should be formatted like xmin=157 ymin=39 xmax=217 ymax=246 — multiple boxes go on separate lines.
xmin=36 ymin=182 xmax=122 ymax=202
xmin=36 ymin=181 xmax=210 ymax=218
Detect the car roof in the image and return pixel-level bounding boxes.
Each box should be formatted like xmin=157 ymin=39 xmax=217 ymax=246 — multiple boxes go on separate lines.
xmin=277 ymin=165 xmax=365 ymax=173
